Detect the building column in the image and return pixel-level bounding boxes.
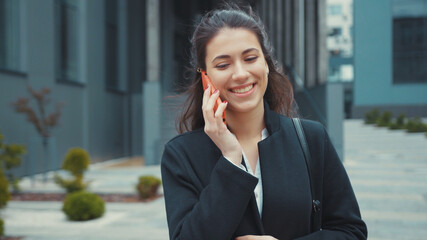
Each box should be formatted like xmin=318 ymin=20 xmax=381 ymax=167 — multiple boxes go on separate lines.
xmin=143 ymin=0 xmax=161 ymax=165
xmin=326 ymin=83 xmax=344 ymax=160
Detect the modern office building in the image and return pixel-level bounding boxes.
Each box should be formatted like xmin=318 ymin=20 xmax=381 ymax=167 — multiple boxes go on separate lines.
xmin=353 ymin=0 xmax=427 ymax=118
xmin=327 ymin=0 xmax=353 ymax=82
xmin=326 ymin=0 xmax=354 ymax=119
xmin=1 ymin=0 xmax=340 ymax=177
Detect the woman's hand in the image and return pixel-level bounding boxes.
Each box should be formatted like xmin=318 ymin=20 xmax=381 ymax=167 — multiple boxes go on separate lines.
xmin=235 ymin=235 xmax=278 ymax=240
xmin=202 ymin=85 xmax=242 ymax=165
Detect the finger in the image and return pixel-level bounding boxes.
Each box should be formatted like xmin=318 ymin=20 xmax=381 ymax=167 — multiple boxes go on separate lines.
xmin=202 ymin=85 xmax=214 ymax=119
xmin=206 ymin=89 xmax=220 ymax=114
xmin=203 ymin=88 xmax=219 ymax=127
xmin=203 ymin=88 xmax=220 ymax=127
xmin=214 ymin=100 xmax=227 ymax=125
xmin=202 ymin=84 xmax=211 ymax=108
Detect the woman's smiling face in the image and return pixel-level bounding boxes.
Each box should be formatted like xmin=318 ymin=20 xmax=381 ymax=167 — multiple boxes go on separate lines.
xmin=204 ymin=27 xmax=269 ymax=115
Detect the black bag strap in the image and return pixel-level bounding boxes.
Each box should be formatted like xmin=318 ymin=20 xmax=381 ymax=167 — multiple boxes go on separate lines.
xmin=292 ymin=118 xmax=322 ymax=232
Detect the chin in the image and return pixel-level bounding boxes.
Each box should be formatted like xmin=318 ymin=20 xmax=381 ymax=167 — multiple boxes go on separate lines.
xmin=227 ymin=99 xmax=264 ymax=114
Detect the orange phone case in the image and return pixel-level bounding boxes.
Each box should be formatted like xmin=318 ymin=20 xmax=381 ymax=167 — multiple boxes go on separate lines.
xmin=201 ymin=70 xmax=226 ymax=125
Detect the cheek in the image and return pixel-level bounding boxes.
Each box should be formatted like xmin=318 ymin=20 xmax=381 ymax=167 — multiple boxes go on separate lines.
xmin=210 ymin=73 xmax=229 ymax=90
xmin=254 ymin=61 xmax=268 ymax=77
xmin=260 ymin=71 xmax=269 ymax=93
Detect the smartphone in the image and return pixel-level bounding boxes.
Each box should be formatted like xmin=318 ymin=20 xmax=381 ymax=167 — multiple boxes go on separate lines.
xmin=201 ymin=70 xmax=226 ymax=125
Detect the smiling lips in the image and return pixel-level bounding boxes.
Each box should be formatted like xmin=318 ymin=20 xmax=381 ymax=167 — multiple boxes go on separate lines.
xmin=230 ymin=83 xmax=256 ymax=94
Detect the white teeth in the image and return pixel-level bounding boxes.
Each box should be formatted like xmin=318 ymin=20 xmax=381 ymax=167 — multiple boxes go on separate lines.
xmin=231 ymin=84 xmax=253 ymax=93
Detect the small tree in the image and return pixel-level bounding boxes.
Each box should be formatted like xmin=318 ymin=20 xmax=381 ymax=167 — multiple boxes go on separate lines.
xmin=54 ymin=148 xmax=90 ymax=193
xmin=12 ymin=86 xmax=64 ymax=182
xmin=12 ymin=86 xmax=64 ymax=138
xmin=0 ymin=130 xmax=26 ymax=192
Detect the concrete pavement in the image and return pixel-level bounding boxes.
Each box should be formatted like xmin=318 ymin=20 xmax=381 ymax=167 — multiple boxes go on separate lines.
xmin=2 ymin=163 xmax=169 ymax=240
xmin=1 ymin=119 xmax=427 ymax=239
xmin=344 ymin=120 xmax=427 ymax=240
xmin=4 ymin=201 xmax=167 ymax=240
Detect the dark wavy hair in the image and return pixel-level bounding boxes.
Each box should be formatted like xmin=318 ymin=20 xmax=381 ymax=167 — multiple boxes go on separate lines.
xmin=177 ymin=3 xmax=296 ymax=133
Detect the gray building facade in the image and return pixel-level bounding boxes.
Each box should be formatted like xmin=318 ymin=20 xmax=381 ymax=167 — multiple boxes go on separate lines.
xmin=0 ymin=0 xmax=340 ymax=177
xmin=353 ymin=0 xmax=427 ymax=118
xmin=1 ymin=0 xmax=145 ymax=176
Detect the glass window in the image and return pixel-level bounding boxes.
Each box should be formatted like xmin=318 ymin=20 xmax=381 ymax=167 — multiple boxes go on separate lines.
xmin=105 ymin=0 xmax=119 ymax=91
xmin=328 ymin=27 xmax=342 ymax=37
xmin=328 ymin=5 xmax=342 ymax=16
xmin=392 ymin=0 xmax=427 ymax=84
xmin=0 ymin=0 xmax=21 ymax=71
xmin=56 ymin=0 xmax=79 ymax=83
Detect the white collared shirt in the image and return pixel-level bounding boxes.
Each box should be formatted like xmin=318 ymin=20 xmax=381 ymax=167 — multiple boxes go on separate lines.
xmin=226 ymin=128 xmax=269 ymax=216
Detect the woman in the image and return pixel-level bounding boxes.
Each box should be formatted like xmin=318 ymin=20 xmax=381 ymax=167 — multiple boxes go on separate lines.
xmin=161 ymin=4 xmax=367 ymax=240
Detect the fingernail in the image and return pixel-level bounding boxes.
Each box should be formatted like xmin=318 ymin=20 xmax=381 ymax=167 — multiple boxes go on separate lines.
xmin=213 ymin=89 xmax=219 ymax=94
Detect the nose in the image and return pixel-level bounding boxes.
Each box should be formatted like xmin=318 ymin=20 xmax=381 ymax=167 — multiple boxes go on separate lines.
xmin=231 ymin=61 xmax=249 ymax=82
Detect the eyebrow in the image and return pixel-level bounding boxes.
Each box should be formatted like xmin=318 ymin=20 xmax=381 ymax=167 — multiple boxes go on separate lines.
xmin=211 ymin=48 xmax=260 ymax=63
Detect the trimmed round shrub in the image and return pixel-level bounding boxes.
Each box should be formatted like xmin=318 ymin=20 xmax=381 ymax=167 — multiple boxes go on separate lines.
xmin=376 ymin=111 xmax=393 ymax=127
xmin=364 ymin=108 xmax=380 ymax=124
xmin=54 ymin=174 xmax=87 ymax=193
xmin=405 ymin=117 xmax=427 ymax=133
xmin=136 ymin=175 xmax=162 ymax=200
xmin=0 ymin=217 xmax=4 ymax=236
xmin=389 ymin=113 xmax=406 ymax=130
xmin=62 ymin=191 xmax=105 ymax=221
xmin=62 ymin=148 xmax=90 ymax=177
xmin=0 ymin=173 xmax=10 ymax=209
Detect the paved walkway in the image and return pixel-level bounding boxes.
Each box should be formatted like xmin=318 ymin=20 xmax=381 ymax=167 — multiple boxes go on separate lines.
xmin=2 ymin=163 xmax=169 ymax=240
xmin=344 ymin=120 xmax=427 ymax=240
xmin=2 ymin=120 xmax=427 ymax=239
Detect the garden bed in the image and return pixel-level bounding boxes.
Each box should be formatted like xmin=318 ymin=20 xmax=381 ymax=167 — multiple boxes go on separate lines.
xmin=11 ymin=193 xmax=162 ymax=203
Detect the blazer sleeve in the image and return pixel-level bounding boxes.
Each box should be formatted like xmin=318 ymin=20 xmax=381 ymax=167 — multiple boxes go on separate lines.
xmin=295 ymin=124 xmax=368 ymax=240
xmin=161 ymin=142 xmax=259 ymax=240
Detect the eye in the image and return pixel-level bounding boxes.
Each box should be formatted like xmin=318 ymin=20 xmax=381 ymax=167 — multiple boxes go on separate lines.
xmin=215 ymin=63 xmax=229 ymax=69
xmin=245 ymin=56 xmax=258 ymax=62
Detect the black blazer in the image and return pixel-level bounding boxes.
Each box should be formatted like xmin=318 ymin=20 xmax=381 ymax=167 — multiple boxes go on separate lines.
xmin=161 ymin=103 xmax=367 ymax=240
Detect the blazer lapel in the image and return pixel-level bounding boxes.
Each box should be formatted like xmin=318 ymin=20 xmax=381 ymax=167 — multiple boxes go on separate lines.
xmin=238 ymin=101 xmax=311 ymax=237
xmin=259 ymin=113 xmax=312 ymax=237
xmin=259 ymin=131 xmax=291 ymax=229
